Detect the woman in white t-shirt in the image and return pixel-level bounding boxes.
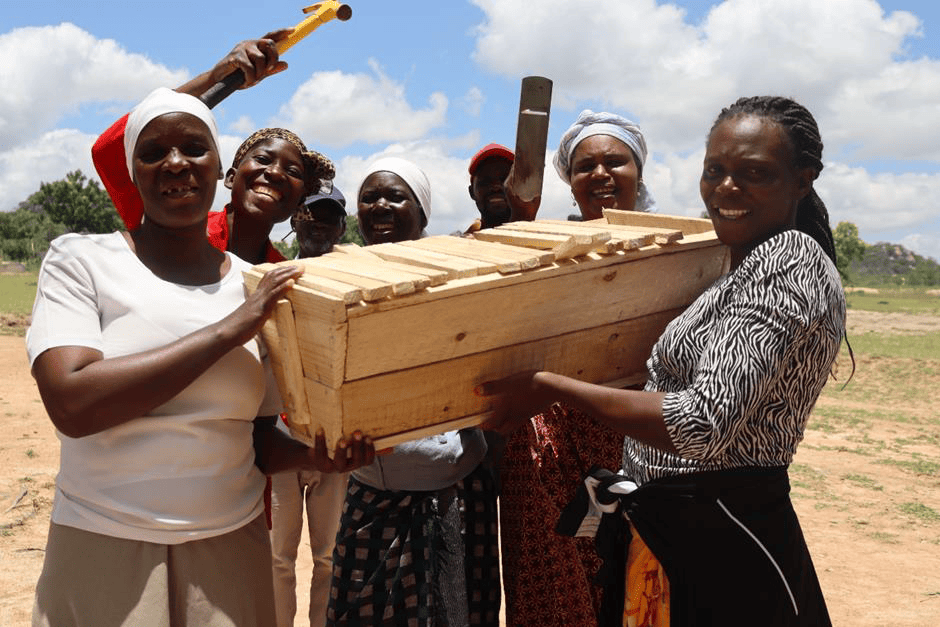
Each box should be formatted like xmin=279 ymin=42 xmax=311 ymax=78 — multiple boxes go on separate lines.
xmin=26 ymin=87 xmax=373 ymax=627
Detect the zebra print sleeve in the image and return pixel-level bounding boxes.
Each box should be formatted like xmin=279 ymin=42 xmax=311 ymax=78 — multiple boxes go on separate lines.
xmin=656 ymin=231 xmax=844 ymax=465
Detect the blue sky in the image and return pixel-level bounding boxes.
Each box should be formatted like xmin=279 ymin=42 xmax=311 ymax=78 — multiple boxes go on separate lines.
xmin=2 ymin=0 xmax=939 ymax=260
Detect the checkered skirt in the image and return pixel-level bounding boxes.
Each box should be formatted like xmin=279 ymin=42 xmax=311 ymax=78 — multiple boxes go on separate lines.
xmin=327 ymin=466 xmax=500 ymax=626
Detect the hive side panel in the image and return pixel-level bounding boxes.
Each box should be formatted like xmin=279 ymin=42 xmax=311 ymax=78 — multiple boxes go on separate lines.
xmin=338 ymin=308 xmax=684 ymax=440
xmin=293 ymin=308 xmax=348 ymax=389
xmin=293 ymin=378 xmax=345 ymax=452
xmin=344 ymin=245 xmax=727 ymax=381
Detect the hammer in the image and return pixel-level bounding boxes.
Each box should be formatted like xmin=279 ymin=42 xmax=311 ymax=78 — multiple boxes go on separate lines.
xmin=200 ymin=2 xmax=352 ymax=108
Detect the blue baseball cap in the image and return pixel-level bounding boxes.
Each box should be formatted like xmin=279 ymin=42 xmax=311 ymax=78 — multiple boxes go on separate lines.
xmin=303 ymin=183 xmax=346 ymax=216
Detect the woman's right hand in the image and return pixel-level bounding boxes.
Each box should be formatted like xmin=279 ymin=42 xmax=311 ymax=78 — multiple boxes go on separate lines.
xmin=207 ymin=30 xmax=293 ymax=88
xmin=222 ymin=264 xmax=304 ymax=346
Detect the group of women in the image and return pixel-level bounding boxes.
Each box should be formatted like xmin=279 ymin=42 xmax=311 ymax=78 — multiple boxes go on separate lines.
xmin=27 ymin=29 xmax=845 ymax=627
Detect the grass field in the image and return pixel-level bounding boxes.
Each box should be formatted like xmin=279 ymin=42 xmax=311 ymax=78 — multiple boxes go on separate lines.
xmin=0 ymin=273 xmax=37 ymax=317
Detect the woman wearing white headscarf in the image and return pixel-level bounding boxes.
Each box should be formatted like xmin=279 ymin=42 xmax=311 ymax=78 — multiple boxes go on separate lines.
xmin=554 ymin=109 xmax=657 ymax=220
xmin=497 ymin=110 xmax=657 ymax=626
xmin=327 ymin=158 xmax=501 ymax=626
xmin=355 ymin=156 xmax=432 ymax=244
xmin=27 ymin=87 xmax=371 ymax=627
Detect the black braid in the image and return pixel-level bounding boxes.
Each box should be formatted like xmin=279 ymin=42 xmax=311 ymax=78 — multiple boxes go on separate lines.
xmin=710 ymin=96 xmax=837 ymax=266
xmin=711 ymin=96 xmax=853 ymax=383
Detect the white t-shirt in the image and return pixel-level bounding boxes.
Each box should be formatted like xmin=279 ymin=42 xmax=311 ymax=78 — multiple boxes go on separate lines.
xmin=26 ymin=232 xmax=282 ymax=544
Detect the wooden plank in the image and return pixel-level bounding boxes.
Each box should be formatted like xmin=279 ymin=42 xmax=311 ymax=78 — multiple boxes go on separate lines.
xmin=476 ymin=225 xmax=605 ymax=259
xmin=455 ymin=236 xmax=555 ymax=266
xmin=291 ymin=306 xmax=348 ymax=388
xmin=368 ymin=242 xmax=495 ymax=279
xmin=294 ymin=274 xmax=364 ymax=305
xmin=335 ymin=309 xmax=682 ymax=442
xmin=307 ymin=255 xmax=431 ymax=294
xmin=323 ymin=252 xmax=449 ymax=286
xmin=293 ymin=258 xmax=395 ymax=302
xmin=344 ymin=245 xmax=727 ymax=380
xmin=244 ymin=268 xmax=351 ymax=320
xmin=602 ymin=209 xmax=715 ymax=235
xmin=497 ymin=220 xmax=607 ymax=245
xmin=537 ymin=220 xmax=655 ymax=250
xmin=273 ymin=299 xmax=312 ymax=424
xmin=331 ymin=243 xmax=384 ymax=260
xmin=401 ymin=238 xmax=525 ymax=273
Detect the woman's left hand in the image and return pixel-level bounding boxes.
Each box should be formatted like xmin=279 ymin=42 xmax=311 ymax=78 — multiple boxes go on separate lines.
xmin=476 ymin=371 xmax=556 ymax=435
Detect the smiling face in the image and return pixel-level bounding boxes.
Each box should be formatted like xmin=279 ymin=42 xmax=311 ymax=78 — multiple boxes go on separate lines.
xmin=224 ymin=137 xmax=308 ymax=230
xmin=701 ymin=114 xmax=813 ymax=268
xmin=132 ymin=112 xmax=220 ymax=229
xmin=357 ymin=171 xmax=425 ymax=244
xmin=569 ymin=134 xmax=640 ymax=220
xmin=469 ymin=156 xmax=513 ymax=227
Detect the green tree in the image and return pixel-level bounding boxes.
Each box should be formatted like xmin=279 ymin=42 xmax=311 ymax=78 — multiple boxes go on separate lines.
xmin=20 ymin=170 xmax=122 ymax=235
xmin=340 ymin=215 xmax=365 ymax=246
xmin=833 ymin=221 xmax=866 ymax=283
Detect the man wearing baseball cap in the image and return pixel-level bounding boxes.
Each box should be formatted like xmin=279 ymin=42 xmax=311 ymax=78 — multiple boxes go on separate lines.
xmin=465 ymin=143 xmax=514 ymax=234
xmin=291 ymin=184 xmax=347 ymax=258
xmin=271 ymin=182 xmax=349 ymax=627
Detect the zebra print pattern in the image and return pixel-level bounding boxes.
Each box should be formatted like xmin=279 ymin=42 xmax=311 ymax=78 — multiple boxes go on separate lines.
xmin=624 ymin=230 xmax=846 ymax=485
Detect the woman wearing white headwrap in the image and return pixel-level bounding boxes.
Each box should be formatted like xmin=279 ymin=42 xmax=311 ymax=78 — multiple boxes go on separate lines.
xmin=327 ymin=158 xmax=501 ymax=627
xmin=553 ymin=109 xmax=657 ymax=220
xmin=497 ymin=109 xmax=657 ymax=627
xmin=355 ymin=157 xmax=432 ymax=244
xmin=27 ymin=87 xmax=371 ymax=627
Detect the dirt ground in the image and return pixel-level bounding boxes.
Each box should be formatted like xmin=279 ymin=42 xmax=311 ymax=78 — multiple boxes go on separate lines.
xmin=2 ymin=310 xmax=939 ymax=626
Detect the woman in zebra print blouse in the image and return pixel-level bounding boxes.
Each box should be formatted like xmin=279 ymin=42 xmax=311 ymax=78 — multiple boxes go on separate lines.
xmin=483 ymin=96 xmax=844 ymax=626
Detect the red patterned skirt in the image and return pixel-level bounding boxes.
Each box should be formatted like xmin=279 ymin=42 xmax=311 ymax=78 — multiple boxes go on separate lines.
xmin=499 ymin=403 xmax=625 ymax=626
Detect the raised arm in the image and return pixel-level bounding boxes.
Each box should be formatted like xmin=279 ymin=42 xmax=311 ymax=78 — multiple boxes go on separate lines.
xmin=31 ymin=263 xmax=303 ymax=438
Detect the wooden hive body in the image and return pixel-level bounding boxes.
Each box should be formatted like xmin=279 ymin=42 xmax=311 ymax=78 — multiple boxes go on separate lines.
xmin=243 ymin=211 xmax=729 ymax=450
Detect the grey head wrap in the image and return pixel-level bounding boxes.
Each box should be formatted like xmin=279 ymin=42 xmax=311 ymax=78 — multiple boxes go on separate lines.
xmin=553 ymin=109 xmax=657 ymax=212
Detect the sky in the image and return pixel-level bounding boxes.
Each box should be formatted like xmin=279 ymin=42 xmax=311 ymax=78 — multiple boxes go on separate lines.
xmin=2 ymin=0 xmax=939 ymax=260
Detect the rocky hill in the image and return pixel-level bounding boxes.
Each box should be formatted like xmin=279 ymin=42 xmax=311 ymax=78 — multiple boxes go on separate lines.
xmin=848 ymin=242 xmax=940 ymax=286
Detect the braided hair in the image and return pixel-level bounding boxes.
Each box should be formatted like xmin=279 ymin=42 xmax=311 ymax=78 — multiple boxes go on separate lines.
xmin=709 ymin=96 xmax=836 ymax=266
xmin=710 ymin=96 xmax=853 ymax=382
xmin=231 ymin=128 xmax=335 ymax=194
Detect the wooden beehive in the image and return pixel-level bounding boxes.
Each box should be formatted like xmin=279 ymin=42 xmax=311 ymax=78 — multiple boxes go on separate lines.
xmin=243 ymin=210 xmax=729 ymax=450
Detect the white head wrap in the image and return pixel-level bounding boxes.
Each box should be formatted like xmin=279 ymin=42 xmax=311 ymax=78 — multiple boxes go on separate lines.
xmin=358 ymin=157 xmax=432 ymax=225
xmin=123 ymin=87 xmax=221 ymax=182
xmin=553 ymin=109 xmax=656 ymax=212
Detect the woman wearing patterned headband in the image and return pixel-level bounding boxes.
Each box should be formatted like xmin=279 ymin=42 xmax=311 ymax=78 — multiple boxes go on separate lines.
xmin=28 ymin=87 xmax=372 ymax=627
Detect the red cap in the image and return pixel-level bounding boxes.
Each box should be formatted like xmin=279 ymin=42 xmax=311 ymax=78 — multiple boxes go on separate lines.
xmin=468 ymin=143 xmax=514 ymax=175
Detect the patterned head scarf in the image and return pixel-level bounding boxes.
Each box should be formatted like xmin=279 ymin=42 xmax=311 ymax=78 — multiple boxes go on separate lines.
xmin=124 ymin=87 xmax=220 ymax=181
xmin=231 ymin=128 xmax=336 ymax=194
xmin=358 ymin=157 xmax=432 ymax=225
xmin=553 ymin=109 xmax=657 ymax=212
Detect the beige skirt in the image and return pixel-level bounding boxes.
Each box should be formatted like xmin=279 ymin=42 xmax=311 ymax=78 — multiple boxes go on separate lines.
xmin=32 ymin=514 xmax=275 ymax=627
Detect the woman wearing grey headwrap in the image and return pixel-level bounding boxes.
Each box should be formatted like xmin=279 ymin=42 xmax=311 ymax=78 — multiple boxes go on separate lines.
xmin=498 ymin=110 xmax=657 ymax=626
xmin=553 ymin=109 xmax=657 ymax=219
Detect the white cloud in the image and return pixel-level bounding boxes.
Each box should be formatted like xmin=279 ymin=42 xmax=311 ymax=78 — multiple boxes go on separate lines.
xmin=818 ymin=163 xmax=940 ymax=235
xmin=0 ymin=23 xmax=187 ymax=151
xmin=270 ymin=60 xmax=448 ymax=148
xmin=0 ymin=129 xmax=100 ymax=211
xmin=461 ymin=87 xmax=485 ymax=117
xmin=471 ymin=0 xmax=937 ymax=161
xmin=900 ymin=233 xmax=940 ymax=263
